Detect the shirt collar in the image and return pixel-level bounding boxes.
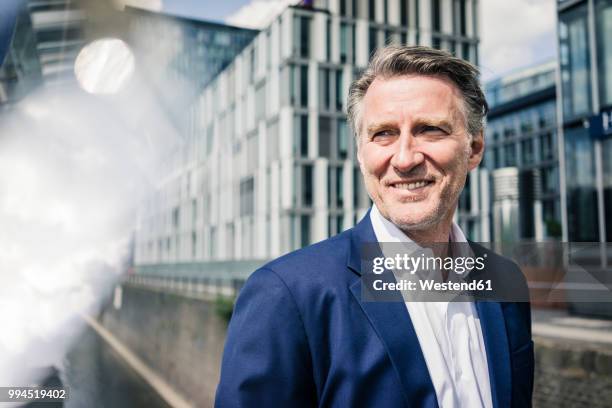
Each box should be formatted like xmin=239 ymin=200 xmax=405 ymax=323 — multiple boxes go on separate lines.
xmin=369 ymin=204 xmax=474 ymax=280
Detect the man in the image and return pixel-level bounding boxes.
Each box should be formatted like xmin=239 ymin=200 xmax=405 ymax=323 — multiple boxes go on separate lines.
xmin=215 ymin=46 xmax=534 ymax=407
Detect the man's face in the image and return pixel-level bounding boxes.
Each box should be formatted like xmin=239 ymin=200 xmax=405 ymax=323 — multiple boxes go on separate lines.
xmin=356 ymin=75 xmax=484 ymax=234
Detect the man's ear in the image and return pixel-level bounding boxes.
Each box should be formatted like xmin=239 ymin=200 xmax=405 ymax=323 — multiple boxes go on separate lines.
xmin=468 ymin=130 xmax=485 ymax=171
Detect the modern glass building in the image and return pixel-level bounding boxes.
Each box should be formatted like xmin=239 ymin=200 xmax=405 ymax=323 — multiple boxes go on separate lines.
xmin=27 ymin=0 xmax=86 ymax=86
xmin=0 ymin=1 xmax=42 ymax=106
xmin=483 ymin=61 xmax=561 ymax=242
xmin=557 ymin=0 xmax=612 ymax=242
xmin=134 ymin=0 xmax=482 ymax=265
xmin=124 ymin=7 xmax=259 ymax=138
xmin=0 ymin=0 xmax=86 ymax=105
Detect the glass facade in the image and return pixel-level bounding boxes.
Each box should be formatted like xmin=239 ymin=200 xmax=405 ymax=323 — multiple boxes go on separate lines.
xmin=134 ymin=1 xmax=482 ymax=264
xmin=559 ymin=4 xmax=592 ymax=120
xmin=483 ymin=62 xmax=561 ymax=240
xmin=565 ymin=126 xmax=600 ymax=241
xmin=558 ymin=0 xmax=611 ymax=242
xmin=596 ymin=0 xmax=612 ymax=108
xmin=0 ymin=2 xmax=42 ymax=105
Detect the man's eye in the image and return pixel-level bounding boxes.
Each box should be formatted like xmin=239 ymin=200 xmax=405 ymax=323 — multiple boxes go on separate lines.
xmin=373 ymin=130 xmax=395 ymax=138
xmin=422 ymin=126 xmax=446 ymax=134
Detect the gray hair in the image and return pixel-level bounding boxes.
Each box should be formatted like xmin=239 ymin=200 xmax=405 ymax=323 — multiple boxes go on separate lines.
xmin=347 ymin=45 xmax=488 ymax=139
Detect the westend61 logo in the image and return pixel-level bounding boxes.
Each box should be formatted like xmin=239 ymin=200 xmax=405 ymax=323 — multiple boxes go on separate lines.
xmin=371 ymin=253 xmax=487 ymax=275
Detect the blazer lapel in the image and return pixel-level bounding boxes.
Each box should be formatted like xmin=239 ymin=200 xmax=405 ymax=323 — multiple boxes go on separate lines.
xmin=469 ymin=242 xmax=512 ymax=408
xmin=347 ymin=214 xmax=438 ymax=407
xmin=475 ymin=301 xmax=512 ymax=408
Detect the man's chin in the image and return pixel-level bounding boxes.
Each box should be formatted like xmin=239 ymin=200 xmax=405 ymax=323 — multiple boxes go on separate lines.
xmin=388 ymin=213 xmax=439 ymax=232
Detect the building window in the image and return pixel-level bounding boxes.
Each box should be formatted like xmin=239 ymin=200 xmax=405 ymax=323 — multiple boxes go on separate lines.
xmin=336 ymin=69 xmax=344 ymax=111
xmin=294 ymin=114 xmax=309 ymax=157
xmin=540 ymin=132 xmax=554 ymax=161
xmin=304 ymin=165 xmax=313 ymax=207
xmin=266 ymin=29 xmax=272 ymax=69
xmin=210 ymin=226 xmax=217 ymax=259
xmin=191 ymin=199 xmax=197 ymax=225
xmin=400 ymin=0 xmax=408 ymax=26
xmin=383 ymin=0 xmax=389 ymax=24
xmin=294 ymin=164 xmax=313 ymax=207
xmin=172 ymin=207 xmax=180 ymax=229
xmin=353 ymin=167 xmax=360 ymax=209
xmin=369 ymin=0 xmax=376 ymax=21
xmin=520 ymin=111 xmax=533 ymax=134
xmin=226 ymin=222 xmax=234 ymax=259
xmin=288 ymin=64 xmax=309 ymax=107
xmin=249 ymin=46 xmax=256 ymax=83
xmin=596 ymin=1 xmax=612 ymax=107
xmin=504 ymin=144 xmax=516 ymax=167
xmin=326 ymin=18 xmax=332 ymax=61
xmin=559 ymin=5 xmax=592 ymax=120
xmin=431 ymin=0 xmax=441 ymax=32
xmin=384 ymin=29 xmax=395 ymax=45
xmin=336 ymin=166 xmax=344 ymax=208
xmin=337 ymin=119 xmax=349 ymax=159
xmin=432 ymin=36 xmax=441 ymax=50
xmin=319 ymin=68 xmax=331 ymax=110
xmin=369 ymin=26 xmax=378 ymax=59
xmin=454 ymin=0 xmax=467 ymax=36
xmin=565 ymin=127 xmax=599 ymax=241
xmin=521 ymin=139 xmax=534 ymax=165
xmin=541 ymin=166 xmax=558 ymax=194
xmin=300 ymin=215 xmax=310 ymax=247
xmin=293 ymin=15 xmax=311 ymax=58
xmin=340 ymin=22 xmax=355 ymax=63
xmin=206 ymin=124 xmax=214 ymax=157
xmin=603 ymin=137 xmax=612 ymax=241
xmin=247 ymin=132 xmax=258 ymax=171
xmin=319 ymin=116 xmax=332 ymax=157
xmin=240 ymin=177 xmax=255 ymax=216
xmin=462 ymin=42 xmax=470 ymax=61
xmin=255 ymin=81 xmax=266 ymax=121
xmin=191 ymin=231 xmax=197 ymax=258
xmin=267 ymin=119 xmax=279 ymax=162
xmin=300 ymin=65 xmax=309 ymax=107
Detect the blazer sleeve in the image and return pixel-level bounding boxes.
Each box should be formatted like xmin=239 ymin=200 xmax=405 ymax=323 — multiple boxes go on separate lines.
xmin=215 ymin=267 xmax=317 ymax=408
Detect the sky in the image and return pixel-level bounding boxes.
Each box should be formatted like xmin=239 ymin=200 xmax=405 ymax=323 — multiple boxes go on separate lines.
xmin=137 ymin=0 xmax=558 ymax=83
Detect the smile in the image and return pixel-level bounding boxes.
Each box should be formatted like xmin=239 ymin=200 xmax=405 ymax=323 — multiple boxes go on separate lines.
xmin=390 ymin=180 xmax=434 ymax=191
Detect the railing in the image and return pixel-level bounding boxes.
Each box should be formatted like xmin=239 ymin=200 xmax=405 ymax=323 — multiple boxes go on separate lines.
xmin=125 ymin=259 xmax=269 ymax=299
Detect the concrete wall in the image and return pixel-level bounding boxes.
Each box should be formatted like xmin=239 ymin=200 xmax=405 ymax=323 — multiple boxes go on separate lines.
xmin=100 ymin=284 xmax=227 ymax=407
xmin=100 ymin=283 xmax=612 ymax=407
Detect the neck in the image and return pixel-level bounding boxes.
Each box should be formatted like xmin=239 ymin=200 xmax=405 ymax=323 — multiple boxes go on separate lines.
xmin=400 ymin=214 xmax=454 ymax=243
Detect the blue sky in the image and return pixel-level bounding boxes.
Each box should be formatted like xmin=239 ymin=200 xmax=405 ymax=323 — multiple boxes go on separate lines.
xmin=162 ymin=0 xmax=249 ymax=23
xmin=160 ymin=0 xmax=557 ymax=82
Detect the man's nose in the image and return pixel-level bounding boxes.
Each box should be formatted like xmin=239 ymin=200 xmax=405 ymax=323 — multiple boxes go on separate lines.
xmin=389 ymin=134 xmax=425 ymax=172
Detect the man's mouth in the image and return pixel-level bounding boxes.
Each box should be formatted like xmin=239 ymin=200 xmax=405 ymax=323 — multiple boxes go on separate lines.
xmin=390 ymin=180 xmax=434 ymax=191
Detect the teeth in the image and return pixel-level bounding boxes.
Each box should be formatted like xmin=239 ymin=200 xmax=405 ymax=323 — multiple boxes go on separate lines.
xmin=394 ymin=181 xmax=430 ymax=190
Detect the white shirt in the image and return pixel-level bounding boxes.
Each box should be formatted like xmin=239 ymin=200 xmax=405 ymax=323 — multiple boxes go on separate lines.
xmin=370 ymin=205 xmax=493 ymax=408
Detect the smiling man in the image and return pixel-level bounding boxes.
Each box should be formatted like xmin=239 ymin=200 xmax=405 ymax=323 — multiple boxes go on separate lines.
xmin=216 ymin=46 xmax=534 ymax=408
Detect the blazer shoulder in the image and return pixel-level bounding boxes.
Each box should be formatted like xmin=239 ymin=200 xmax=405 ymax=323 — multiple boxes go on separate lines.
xmin=261 ymin=229 xmax=354 ymax=286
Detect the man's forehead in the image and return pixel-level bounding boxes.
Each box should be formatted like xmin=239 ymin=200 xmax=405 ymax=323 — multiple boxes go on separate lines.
xmin=361 ymin=75 xmax=466 ymax=124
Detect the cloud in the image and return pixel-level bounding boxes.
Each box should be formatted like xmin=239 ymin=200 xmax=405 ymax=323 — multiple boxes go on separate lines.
xmin=225 ymin=0 xmax=298 ymax=29
xmin=114 ymin=0 xmax=163 ymax=11
xmin=480 ymin=0 xmax=557 ymax=81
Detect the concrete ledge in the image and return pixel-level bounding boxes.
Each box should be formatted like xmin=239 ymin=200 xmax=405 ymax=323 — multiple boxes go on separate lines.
xmin=84 ymin=314 xmax=193 ymax=408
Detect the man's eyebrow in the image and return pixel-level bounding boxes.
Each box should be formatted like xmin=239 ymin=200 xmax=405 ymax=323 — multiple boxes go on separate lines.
xmin=413 ymin=118 xmax=454 ymax=130
xmin=365 ymin=122 xmax=398 ymax=134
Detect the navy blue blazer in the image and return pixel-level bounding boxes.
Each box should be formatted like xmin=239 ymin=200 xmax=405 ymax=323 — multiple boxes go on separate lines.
xmin=215 ymin=213 xmax=534 ymax=407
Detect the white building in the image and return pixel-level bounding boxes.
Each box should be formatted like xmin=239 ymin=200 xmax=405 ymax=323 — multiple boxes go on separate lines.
xmin=134 ymin=0 xmax=482 ymax=266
